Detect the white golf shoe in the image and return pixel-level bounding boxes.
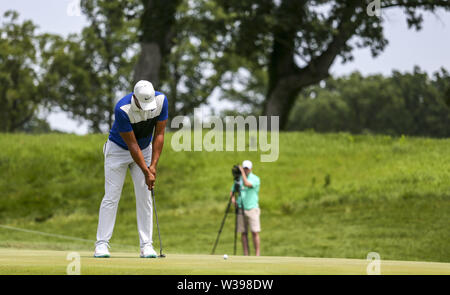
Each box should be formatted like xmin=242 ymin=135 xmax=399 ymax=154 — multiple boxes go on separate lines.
xmin=140 ymin=244 xmax=157 ymax=258
xmin=94 ymin=243 xmax=110 ymax=258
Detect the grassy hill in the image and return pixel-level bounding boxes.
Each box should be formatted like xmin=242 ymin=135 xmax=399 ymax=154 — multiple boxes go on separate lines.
xmin=0 ymin=132 xmax=449 ymax=263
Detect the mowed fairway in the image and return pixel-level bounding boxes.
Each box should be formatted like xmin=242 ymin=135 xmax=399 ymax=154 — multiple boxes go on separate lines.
xmin=0 ymin=248 xmax=449 ymax=275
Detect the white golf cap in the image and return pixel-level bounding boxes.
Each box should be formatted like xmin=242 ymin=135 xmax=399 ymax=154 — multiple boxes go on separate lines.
xmin=133 ymin=80 xmax=157 ymax=111
xmin=242 ymin=160 xmax=252 ymax=169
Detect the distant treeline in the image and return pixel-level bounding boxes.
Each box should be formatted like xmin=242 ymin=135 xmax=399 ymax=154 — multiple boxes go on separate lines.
xmin=287 ymin=67 xmax=450 ymax=138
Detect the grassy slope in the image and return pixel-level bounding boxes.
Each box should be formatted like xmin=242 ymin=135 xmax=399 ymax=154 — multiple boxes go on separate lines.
xmin=0 ymin=132 xmax=449 ymax=263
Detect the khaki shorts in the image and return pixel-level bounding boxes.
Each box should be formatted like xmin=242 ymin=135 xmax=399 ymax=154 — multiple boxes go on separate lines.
xmin=237 ymin=207 xmax=261 ymax=233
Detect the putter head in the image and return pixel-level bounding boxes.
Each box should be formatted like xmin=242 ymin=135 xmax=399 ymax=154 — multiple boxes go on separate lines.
xmin=158 ymin=254 xmax=166 ymax=258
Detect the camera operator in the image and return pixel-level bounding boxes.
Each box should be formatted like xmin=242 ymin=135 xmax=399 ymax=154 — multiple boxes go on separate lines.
xmin=230 ymin=160 xmax=261 ymax=256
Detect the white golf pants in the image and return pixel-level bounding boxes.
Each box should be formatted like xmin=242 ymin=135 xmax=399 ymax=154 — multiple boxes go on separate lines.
xmin=96 ymin=140 xmax=153 ymax=249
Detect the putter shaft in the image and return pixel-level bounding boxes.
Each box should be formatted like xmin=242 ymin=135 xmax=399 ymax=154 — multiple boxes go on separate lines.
xmin=152 ymin=189 xmax=165 ymax=257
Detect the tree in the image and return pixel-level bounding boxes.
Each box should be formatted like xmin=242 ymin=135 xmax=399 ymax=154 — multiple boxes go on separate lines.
xmin=209 ymin=0 xmax=450 ymax=129
xmin=40 ymin=1 xmax=139 ymax=132
xmin=0 ymin=11 xmax=48 ymax=132
xmin=433 ymin=68 xmax=450 ymax=109
xmin=133 ymin=0 xmax=226 ymax=120
xmin=162 ymin=0 xmax=234 ymax=118
xmin=52 ymin=0 xmax=223 ymax=124
xmin=133 ymin=0 xmax=181 ymax=87
xmin=287 ymin=67 xmax=450 ymax=138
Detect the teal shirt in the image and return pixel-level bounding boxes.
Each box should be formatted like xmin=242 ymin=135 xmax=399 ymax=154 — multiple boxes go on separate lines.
xmin=231 ymin=173 xmax=261 ymax=210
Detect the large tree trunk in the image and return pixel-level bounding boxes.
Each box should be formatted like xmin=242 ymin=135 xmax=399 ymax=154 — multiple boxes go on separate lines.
xmin=133 ymin=42 xmax=162 ymax=86
xmin=263 ymin=68 xmax=332 ymax=130
xmin=262 ymin=0 xmax=308 ymax=130
xmin=262 ymin=3 xmax=359 ymax=130
xmin=264 ymin=79 xmax=302 ymax=130
xmin=132 ymin=0 xmax=180 ymax=88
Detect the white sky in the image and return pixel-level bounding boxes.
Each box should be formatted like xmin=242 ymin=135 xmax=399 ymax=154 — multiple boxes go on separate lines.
xmin=1 ymin=1 xmax=449 ymax=134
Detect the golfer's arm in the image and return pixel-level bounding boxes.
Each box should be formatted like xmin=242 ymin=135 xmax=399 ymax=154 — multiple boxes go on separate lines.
xmin=120 ymin=131 xmax=150 ymax=176
xmin=150 ymin=119 xmax=167 ymax=168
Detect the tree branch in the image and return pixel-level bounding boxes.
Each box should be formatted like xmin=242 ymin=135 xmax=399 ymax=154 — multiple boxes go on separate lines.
xmin=289 ymin=4 xmax=361 ymax=89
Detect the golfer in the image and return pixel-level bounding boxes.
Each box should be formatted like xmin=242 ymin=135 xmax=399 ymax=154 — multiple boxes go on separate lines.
xmin=94 ymin=80 xmax=168 ymax=258
xmin=231 ymin=160 xmax=261 ymax=256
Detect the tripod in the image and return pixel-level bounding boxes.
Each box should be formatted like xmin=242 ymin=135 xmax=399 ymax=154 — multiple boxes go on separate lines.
xmin=211 ymin=179 xmax=242 ymax=255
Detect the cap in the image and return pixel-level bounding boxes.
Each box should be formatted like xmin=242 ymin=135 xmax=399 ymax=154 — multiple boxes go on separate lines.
xmin=242 ymin=160 xmax=252 ymax=169
xmin=133 ymin=80 xmax=157 ymax=111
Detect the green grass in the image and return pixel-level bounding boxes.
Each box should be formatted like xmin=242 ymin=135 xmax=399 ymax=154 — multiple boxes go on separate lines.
xmin=0 ymin=132 xmax=449 ymax=267
xmin=1 ymin=249 xmax=449 ymax=275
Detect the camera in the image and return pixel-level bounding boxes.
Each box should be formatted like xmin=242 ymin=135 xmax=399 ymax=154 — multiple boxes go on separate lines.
xmin=231 ymin=164 xmax=241 ymax=194
xmin=231 ymin=164 xmax=241 ymax=181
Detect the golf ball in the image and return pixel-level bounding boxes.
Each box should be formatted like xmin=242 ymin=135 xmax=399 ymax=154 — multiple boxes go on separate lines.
xmin=223 ymin=254 xmax=228 ymax=260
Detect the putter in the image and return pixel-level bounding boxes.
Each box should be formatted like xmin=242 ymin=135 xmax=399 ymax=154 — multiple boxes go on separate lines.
xmin=151 ymin=188 xmax=166 ymax=258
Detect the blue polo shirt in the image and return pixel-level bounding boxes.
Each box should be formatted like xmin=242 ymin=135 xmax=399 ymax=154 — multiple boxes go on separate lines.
xmin=109 ymin=91 xmax=168 ymax=150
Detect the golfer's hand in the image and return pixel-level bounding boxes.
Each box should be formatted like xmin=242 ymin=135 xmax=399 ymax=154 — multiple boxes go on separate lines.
xmin=149 ymin=165 xmax=157 ymax=178
xmin=148 ymin=165 xmax=156 ymax=186
xmin=145 ymin=170 xmax=155 ymax=190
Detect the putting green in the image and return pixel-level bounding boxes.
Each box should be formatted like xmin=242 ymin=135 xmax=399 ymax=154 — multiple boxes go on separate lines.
xmin=0 ymin=248 xmax=449 ymax=275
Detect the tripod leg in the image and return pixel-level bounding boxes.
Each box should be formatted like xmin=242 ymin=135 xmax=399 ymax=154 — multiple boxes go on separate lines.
xmin=211 ymin=196 xmax=232 ymax=255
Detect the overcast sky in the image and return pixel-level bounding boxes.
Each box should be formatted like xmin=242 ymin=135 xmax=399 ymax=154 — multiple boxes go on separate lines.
xmin=1 ymin=0 xmax=449 ymax=134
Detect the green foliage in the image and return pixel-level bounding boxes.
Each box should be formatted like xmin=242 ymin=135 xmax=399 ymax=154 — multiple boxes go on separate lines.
xmin=39 ymin=1 xmax=139 ymax=132
xmin=0 ymin=133 xmax=449 ymax=262
xmin=198 ymin=1 xmax=450 ymax=128
xmin=3 ymin=2 xmax=450 ymax=133
xmin=159 ymin=0 xmax=240 ymax=118
xmin=18 ymin=117 xmax=52 ymax=134
xmin=0 ymin=11 xmax=47 ymax=132
xmin=288 ymin=67 xmax=450 ymax=137
xmin=161 ymin=0 xmax=221 ymax=117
